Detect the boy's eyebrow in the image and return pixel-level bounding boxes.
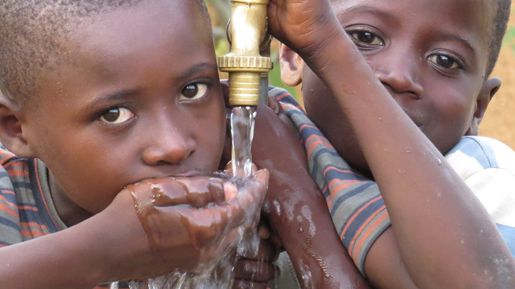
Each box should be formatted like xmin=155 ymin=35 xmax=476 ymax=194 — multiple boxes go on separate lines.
xmin=84 ymin=62 xmax=219 ymax=111
xmin=85 ymin=88 xmax=141 ymax=112
xmin=176 ymin=62 xmax=219 ymax=82
xmin=434 ymin=32 xmax=476 ymax=55
xmin=339 ymin=4 xmax=398 ymax=24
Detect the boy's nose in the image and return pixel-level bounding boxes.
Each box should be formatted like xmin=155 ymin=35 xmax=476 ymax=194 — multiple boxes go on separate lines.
xmin=374 ymin=54 xmax=424 ymax=99
xmin=141 ymin=126 xmax=195 ymax=166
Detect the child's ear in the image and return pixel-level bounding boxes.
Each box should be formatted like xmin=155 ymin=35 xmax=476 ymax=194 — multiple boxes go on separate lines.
xmin=466 ymin=77 xmax=501 ymax=135
xmin=0 ymin=94 xmax=34 ymax=157
xmin=279 ymin=44 xmax=305 ymax=86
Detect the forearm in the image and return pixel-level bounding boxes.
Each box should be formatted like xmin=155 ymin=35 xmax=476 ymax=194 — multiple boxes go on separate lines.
xmin=268 ymin=174 xmax=370 ymax=289
xmin=305 ymin=28 xmax=514 ymax=288
xmin=0 ymin=218 xmax=107 ymax=289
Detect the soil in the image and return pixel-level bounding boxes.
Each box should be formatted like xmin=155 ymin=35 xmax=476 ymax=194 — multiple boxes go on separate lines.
xmin=480 ymin=12 xmax=515 ymax=149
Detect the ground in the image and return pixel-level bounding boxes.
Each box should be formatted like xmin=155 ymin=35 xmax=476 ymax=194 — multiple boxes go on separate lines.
xmin=481 ymin=9 xmax=515 ymax=149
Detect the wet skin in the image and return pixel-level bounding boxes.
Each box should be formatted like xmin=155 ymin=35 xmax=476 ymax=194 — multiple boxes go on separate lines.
xmin=17 ymin=1 xmax=226 ymax=225
xmin=300 ymin=0 xmax=498 ymax=175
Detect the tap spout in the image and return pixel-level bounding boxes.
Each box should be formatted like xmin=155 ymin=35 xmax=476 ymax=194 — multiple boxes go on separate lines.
xmin=218 ymin=0 xmax=272 ymax=107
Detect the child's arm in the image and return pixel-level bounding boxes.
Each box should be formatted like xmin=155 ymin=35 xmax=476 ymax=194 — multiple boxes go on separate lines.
xmin=267 ymin=1 xmax=514 ymax=289
xmin=252 ymin=105 xmax=370 ymax=289
xmin=0 ymin=172 xmax=268 ymax=289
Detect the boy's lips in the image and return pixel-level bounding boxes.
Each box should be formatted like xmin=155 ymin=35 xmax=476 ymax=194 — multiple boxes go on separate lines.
xmin=170 ymin=170 xmax=206 ymax=178
xmin=133 ymin=169 xmax=211 ymax=184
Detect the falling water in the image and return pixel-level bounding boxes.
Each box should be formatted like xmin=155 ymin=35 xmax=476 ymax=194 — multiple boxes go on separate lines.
xmin=230 ymin=106 xmax=257 ymax=180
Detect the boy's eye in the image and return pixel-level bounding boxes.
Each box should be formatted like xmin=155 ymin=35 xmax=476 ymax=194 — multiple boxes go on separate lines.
xmin=180 ymin=82 xmax=208 ymax=100
xmin=347 ymin=30 xmax=384 ymax=48
xmin=428 ymin=54 xmax=463 ymax=70
xmin=100 ymin=107 xmax=135 ymax=124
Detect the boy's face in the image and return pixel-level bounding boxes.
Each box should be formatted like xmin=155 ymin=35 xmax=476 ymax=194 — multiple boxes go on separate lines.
xmin=18 ymin=1 xmax=225 ymax=216
xmin=298 ymin=0 xmax=499 ymax=172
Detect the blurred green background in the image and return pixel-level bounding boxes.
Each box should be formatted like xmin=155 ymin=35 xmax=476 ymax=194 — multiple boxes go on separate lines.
xmin=206 ymin=0 xmax=298 ymax=98
xmin=207 ymin=1 xmax=515 ymax=148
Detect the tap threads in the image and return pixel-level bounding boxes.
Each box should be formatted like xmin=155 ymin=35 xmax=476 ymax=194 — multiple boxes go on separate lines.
xmin=218 ymin=55 xmax=272 ymax=72
xmin=218 ymin=55 xmax=272 ymax=106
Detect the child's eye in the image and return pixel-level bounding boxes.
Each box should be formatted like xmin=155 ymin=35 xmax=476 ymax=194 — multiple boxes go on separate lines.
xmin=428 ymin=54 xmax=463 ymax=70
xmin=347 ymin=30 xmax=384 ymax=48
xmin=180 ymin=82 xmax=208 ymax=100
xmin=100 ymin=107 xmax=135 ymax=125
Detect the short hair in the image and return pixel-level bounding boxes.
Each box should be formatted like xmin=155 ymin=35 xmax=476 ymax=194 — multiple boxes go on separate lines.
xmin=0 ymin=0 xmax=208 ymax=104
xmin=488 ymin=0 xmax=511 ymax=75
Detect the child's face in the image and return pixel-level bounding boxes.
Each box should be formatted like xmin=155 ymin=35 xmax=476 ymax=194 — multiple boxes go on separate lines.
xmin=18 ymin=1 xmax=225 ymax=215
xmin=300 ymin=0 xmax=499 ymax=172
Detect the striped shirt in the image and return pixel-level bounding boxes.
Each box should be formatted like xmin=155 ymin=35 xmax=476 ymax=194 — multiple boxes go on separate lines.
xmin=0 ymin=149 xmax=125 ymax=288
xmin=269 ymin=87 xmax=515 ymax=277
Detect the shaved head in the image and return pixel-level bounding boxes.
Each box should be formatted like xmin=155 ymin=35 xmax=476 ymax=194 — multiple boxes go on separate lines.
xmin=0 ymin=0 xmax=208 ymax=104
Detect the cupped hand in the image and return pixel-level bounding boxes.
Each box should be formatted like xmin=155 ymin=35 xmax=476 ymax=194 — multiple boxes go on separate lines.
xmin=96 ymin=171 xmax=269 ymax=282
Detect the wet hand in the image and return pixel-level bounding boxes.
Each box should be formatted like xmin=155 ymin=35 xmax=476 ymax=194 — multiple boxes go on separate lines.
xmin=233 ymin=225 xmax=281 ymax=289
xmin=267 ymin=0 xmax=343 ymax=59
xmin=98 ymin=171 xmax=269 ymax=281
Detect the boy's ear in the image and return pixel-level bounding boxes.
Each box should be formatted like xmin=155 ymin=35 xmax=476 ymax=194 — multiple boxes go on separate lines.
xmin=279 ymin=44 xmax=305 ymax=86
xmin=466 ymin=77 xmax=501 ymax=136
xmin=0 ymin=93 xmax=34 ymax=157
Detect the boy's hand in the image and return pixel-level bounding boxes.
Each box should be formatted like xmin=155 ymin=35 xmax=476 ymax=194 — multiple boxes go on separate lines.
xmin=97 ymin=170 xmax=269 ymax=282
xmin=267 ymin=0 xmax=343 ymax=60
xmin=232 ymin=225 xmax=281 ymax=289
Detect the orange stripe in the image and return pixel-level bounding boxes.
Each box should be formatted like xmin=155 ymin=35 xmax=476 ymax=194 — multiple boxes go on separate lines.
xmin=327 ymin=180 xmax=361 ymax=208
xmin=275 ymin=91 xmax=291 ymax=102
xmin=0 ymin=193 xmax=16 ymax=205
xmin=305 ymin=135 xmax=330 ymax=158
xmin=18 ymin=205 xmax=38 ymax=212
xmin=7 ymin=168 xmax=28 ymax=177
xmin=350 ymin=210 xmax=389 ymax=262
xmin=324 ymin=179 xmax=360 ymax=209
xmin=340 ymin=195 xmax=383 ymax=239
xmin=298 ymin=123 xmax=318 ymax=132
xmin=20 ymin=222 xmax=48 ymax=233
xmin=20 ymin=221 xmax=49 ymax=238
xmin=323 ymin=165 xmax=353 ymax=175
xmin=0 ymin=189 xmax=15 ymax=195
xmin=0 ymin=202 xmax=18 ymax=218
xmin=20 ymin=229 xmax=46 ymax=238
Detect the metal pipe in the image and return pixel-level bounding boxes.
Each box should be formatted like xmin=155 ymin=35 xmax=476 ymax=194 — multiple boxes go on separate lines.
xmin=218 ymin=0 xmax=272 ymax=107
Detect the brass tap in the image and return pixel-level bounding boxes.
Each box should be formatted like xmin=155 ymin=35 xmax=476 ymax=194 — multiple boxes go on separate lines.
xmin=218 ymin=0 xmax=273 ymax=107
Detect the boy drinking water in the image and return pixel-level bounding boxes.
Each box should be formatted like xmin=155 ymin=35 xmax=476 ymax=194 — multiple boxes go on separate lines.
xmin=244 ymin=0 xmax=515 ymax=288
xmin=0 ymin=1 xmax=269 ymax=288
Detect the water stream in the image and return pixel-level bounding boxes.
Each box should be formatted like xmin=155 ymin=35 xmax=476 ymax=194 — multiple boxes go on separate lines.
xmin=230 ymin=106 xmax=257 ymax=180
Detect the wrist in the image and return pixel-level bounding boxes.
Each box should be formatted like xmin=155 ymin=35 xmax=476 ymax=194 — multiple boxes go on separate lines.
xmin=295 ymin=18 xmax=345 ymax=66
